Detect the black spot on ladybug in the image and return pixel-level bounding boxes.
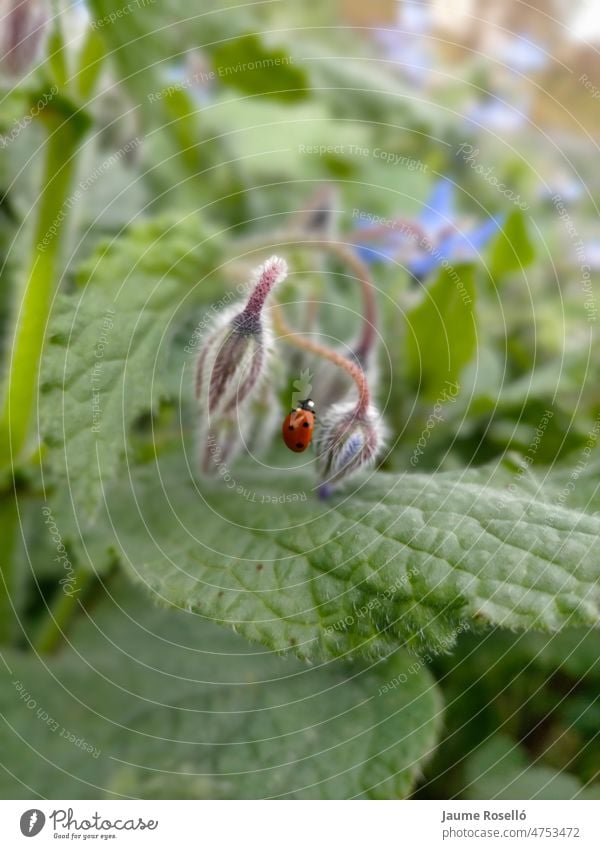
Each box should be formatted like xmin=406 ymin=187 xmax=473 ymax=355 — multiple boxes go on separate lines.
xmin=296 ymin=442 xmax=303 ymax=449
xmin=303 ymin=421 xmax=310 ymax=427
xmin=288 ymin=424 xmax=294 ymax=430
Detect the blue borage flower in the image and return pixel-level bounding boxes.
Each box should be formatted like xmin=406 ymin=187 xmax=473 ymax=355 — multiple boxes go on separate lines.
xmin=407 ymin=215 xmax=503 ymax=279
xmin=373 ymin=0 xmax=435 ymax=88
xmin=354 ymin=179 xmax=503 ymax=281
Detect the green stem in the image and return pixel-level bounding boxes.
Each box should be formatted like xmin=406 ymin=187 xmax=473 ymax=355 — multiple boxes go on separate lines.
xmin=0 ymin=493 xmax=20 ymax=644
xmin=33 ymin=569 xmax=96 ymax=655
xmin=0 ymin=110 xmax=86 ymax=468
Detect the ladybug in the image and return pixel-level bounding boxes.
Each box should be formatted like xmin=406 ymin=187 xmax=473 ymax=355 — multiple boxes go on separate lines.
xmin=282 ymin=398 xmax=316 ymax=453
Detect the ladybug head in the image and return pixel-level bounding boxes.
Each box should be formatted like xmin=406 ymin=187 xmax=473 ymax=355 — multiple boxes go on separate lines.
xmin=298 ymin=398 xmax=316 ymax=413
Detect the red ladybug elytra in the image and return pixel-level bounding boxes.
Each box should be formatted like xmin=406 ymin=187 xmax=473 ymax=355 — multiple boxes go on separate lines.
xmin=282 ymin=399 xmax=316 ymax=453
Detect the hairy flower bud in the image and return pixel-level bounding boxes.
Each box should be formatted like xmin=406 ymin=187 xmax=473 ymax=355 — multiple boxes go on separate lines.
xmin=0 ymin=0 xmax=49 ymax=77
xmin=196 ymin=255 xmax=287 ymax=475
xmin=315 ymin=401 xmax=385 ymax=495
xmin=196 ymin=255 xmax=287 ymax=416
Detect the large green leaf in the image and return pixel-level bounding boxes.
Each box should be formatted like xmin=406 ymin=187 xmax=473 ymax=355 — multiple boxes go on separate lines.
xmin=39 ymin=215 xmax=224 ymax=522
xmin=406 ymin=263 xmax=477 ymax=401
xmin=76 ymin=451 xmax=600 ymax=660
xmin=74 ymin=213 xmax=224 ymax=298
xmin=0 ymin=581 xmax=441 ymax=799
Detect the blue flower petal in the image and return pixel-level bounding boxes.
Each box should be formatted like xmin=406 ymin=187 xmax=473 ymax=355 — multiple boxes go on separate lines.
xmin=406 ymin=250 xmax=442 ymax=279
xmin=354 ymin=243 xmax=398 ymax=265
xmin=419 ymin=179 xmax=455 ymax=236
xmin=353 ymin=223 xmax=403 ymax=264
xmin=407 ymin=216 xmax=503 ymax=278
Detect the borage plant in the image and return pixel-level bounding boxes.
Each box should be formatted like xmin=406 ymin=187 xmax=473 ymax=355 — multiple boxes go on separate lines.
xmin=0 ymin=0 xmax=599 ymax=803
xmin=194 ymin=253 xmax=385 ymax=496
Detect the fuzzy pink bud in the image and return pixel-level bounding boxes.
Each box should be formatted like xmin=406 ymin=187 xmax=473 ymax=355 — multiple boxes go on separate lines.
xmin=196 ymin=255 xmax=287 ymax=475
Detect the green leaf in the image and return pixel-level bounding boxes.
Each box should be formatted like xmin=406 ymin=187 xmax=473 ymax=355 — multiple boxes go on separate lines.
xmin=465 ymin=736 xmax=600 ymax=800
xmin=74 ymin=213 xmax=224 ymax=298
xmin=406 ymin=263 xmax=476 ymax=401
xmin=211 ymin=34 xmax=309 ymax=101
xmin=39 ymin=289 xmax=173 ymax=523
xmin=39 ymin=215 xmax=224 ymax=522
xmin=85 ymin=0 xmax=216 ymax=206
xmin=0 ymin=581 xmax=441 ymax=799
xmin=45 ymin=24 xmax=69 ymax=90
xmin=489 ymin=209 xmax=535 ymax=278
xmin=78 ymin=452 xmax=600 ymax=660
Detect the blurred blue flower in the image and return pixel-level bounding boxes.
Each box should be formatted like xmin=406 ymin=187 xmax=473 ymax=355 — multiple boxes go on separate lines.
xmin=465 ymin=95 xmax=530 ymax=133
xmin=374 ymin=0 xmax=434 ymax=87
xmin=352 ymin=221 xmax=405 ymax=265
xmin=407 ymin=216 xmax=502 ymax=279
xmin=352 ymin=179 xmax=502 ymax=280
xmin=538 ymin=171 xmax=584 ymax=205
xmin=494 ymin=32 xmax=548 ymax=74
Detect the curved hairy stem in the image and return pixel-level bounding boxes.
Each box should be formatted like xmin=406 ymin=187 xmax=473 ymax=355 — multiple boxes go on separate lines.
xmin=235 ymin=232 xmax=378 ymax=365
xmin=272 ymin=303 xmax=370 ymax=415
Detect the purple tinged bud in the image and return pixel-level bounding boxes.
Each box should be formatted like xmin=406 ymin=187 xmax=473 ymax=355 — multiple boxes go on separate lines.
xmin=314 ymin=401 xmax=386 ymax=492
xmin=196 ymin=256 xmax=287 ymax=475
xmin=241 ymin=255 xmax=287 ymax=319
xmin=0 ymin=0 xmax=49 ymax=78
xmin=200 ymin=414 xmax=239 ymax=476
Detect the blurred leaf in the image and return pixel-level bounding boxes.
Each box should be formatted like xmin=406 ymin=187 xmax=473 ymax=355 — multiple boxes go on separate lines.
xmin=74 ymin=213 xmax=224 ymax=297
xmin=200 ymin=98 xmax=371 ymax=184
xmin=465 ymin=736 xmax=600 ymax=800
xmin=0 ymin=580 xmax=441 ymax=799
xmin=489 ymin=209 xmax=535 ymax=278
xmin=211 ymin=34 xmax=309 ymax=101
xmin=406 ymin=263 xmax=476 ymax=401
xmin=522 ymin=628 xmax=600 ymax=681
xmin=75 ymin=451 xmax=600 ymax=660
xmin=86 ymin=0 xmax=209 ymax=205
xmin=304 ymin=44 xmax=453 ymax=135
xmin=46 ymin=25 xmax=69 ymax=90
